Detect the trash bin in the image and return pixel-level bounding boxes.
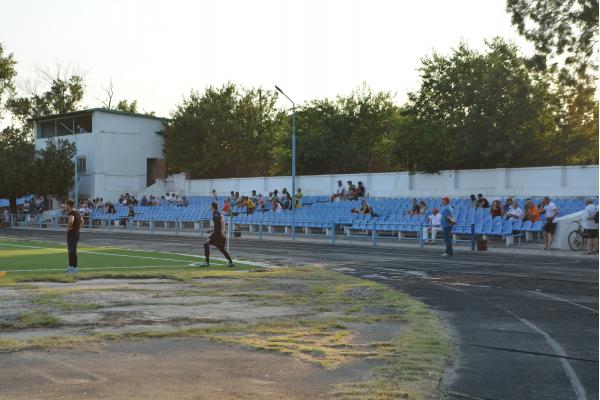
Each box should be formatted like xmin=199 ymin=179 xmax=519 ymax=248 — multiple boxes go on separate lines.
xmin=477 ymin=238 xmax=488 ymax=251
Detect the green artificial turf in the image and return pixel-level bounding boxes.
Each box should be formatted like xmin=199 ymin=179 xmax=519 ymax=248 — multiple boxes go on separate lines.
xmin=0 ymin=238 xmax=255 ymax=282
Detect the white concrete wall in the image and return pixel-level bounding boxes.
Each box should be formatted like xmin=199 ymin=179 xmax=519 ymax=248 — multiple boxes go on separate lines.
xmin=165 ymin=165 xmax=599 ymax=199
xmin=35 ymin=111 xmax=165 ymax=201
xmin=552 ymin=211 xmax=584 ymax=250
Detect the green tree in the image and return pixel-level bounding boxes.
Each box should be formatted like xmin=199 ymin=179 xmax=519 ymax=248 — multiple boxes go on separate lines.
xmin=0 ymin=128 xmax=75 ymax=212
xmin=164 ymin=83 xmax=284 ymax=179
xmin=279 ymin=86 xmax=398 ymax=176
xmin=506 ymin=0 xmax=599 ymax=79
xmin=35 ymin=138 xmax=76 ymax=199
xmin=6 ymin=66 xmax=84 ymax=132
xmin=0 ymin=127 xmax=36 ymax=211
xmin=339 ymin=85 xmax=398 ymax=172
xmin=0 ymin=43 xmax=17 ymax=120
xmin=398 ymin=38 xmax=598 ymax=172
xmin=116 ymin=99 xmax=138 ymax=113
xmin=287 ymin=98 xmax=346 ymax=175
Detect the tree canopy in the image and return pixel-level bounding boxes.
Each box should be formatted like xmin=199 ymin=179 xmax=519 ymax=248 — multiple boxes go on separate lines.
xmin=163 ymin=83 xmax=286 ymax=178
xmin=506 ymin=0 xmax=599 ymax=79
xmin=0 ymin=44 xmax=79 ymax=208
xmin=165 ymin=39 xmax=597 ymax=177
xmin=0 ymin=127 xmax=75 ymax=211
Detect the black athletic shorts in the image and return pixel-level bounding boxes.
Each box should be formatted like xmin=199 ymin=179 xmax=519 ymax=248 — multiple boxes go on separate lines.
xmin=208 ymin=233 xmax=226 ymax=248
xmin=583 ymin=229 xmax=599 ymax=238
xmin=543 ymin=220 xmax=556 ymax=234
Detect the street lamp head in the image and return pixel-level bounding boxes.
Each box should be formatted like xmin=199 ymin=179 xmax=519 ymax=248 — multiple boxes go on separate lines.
xmin=274 ymin=85 xmax=283 ymax=94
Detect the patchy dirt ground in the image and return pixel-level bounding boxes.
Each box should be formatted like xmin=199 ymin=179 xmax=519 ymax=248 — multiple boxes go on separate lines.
xmin=0 ymin=267 xmax=450 ymax=399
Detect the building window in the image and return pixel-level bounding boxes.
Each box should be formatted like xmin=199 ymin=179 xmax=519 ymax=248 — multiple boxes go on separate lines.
xmin=77 ymin=156 xmax=87 ymax=174
xmin=39 ymin=121 xmax=55 ymax=138
xmin=37 ymin=114 xmax=93 ymax=138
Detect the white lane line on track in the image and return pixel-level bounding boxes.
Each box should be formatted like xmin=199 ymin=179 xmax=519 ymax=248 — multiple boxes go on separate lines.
xmin=530 ymin=290 xmax=598 ymax=314
xmin=510 ymin=313 xmax=588 ymax=400
xmin=435 ymin=282 xmax=588 ymax=400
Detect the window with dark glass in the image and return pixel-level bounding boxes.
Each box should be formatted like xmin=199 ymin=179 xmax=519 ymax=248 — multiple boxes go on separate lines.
xmin=77 ymin=156 xmax=87 ymax=174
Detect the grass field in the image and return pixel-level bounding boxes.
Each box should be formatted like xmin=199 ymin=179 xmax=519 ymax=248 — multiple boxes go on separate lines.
xmin=0 ymin=237 xmax=256 ymax=283
xmin=0 ymin=236 xmax=451 ymax=399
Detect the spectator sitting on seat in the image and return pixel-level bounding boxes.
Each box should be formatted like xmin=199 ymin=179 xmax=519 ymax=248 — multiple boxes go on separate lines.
xmin=128 ymin=204 xmax=135 ymax=218
xmin=295 ymin=188 xmax=303 ymax=208
xmin=257 ymin=194 xmax=266 ymax=210
xmin=105 ymin=202 xmax=116 ymax=214
xmin=470 ymin=194 xmax=478 ymax=208
xmin=490 ymin=200 xmax=503 ymax=217
xmin=331 ymin=180 xmax=346 ymax=202
xmin=503 ymin=197 xmax=513 ymax=214
xmin=211 ymin=189 xmax=218 ymax=202
xmin=356 ymin=181 xmax=366 ymax=198
xmin=423 ymin=208 xmax=442 ymax=244
xmin=477 ymin=194 xmax=489 ymax=208
xmin=131 ymin=196 xmax=138 ymax=206
xmin=235 ymin=193 xmax=245 ymax=207
xmin=245 ymin=197 xmax=255 ymax=215
xmin=541 ymin=196 xmax=559 ymax=250
xmin=140 ymin=195 xmax=148 ymax=206
xmin=505 ymin=200 xmax=523 ymax=220
xmin=346 ymin=181 xmax=356 ymax=199
xmin=222 ymin=198 xmax=232 ymax=216
xmin=182 ymin=196 xmax=189 ymax=207
xmin=523 ymin=199 xmax=541 ymax=222
xmin=272 ymin=199 xmax=283 ymax=213
xmin=283 ymin=188 xmax=293 ymax=210
xmin=409 ymin=198 xmax=420 ymax=215
xmin=230 ymin=191 xmax=235 ymax=201
xmin=250 ymin=190 xmax=258 ymax=202
xmin=352 ymin=199 xmax=374 ymax=215
xmin=418 ymin=201 xmax=427 ymax=215
xmin=582 ymin=198 xmax=599 ymax=254
xmin=79 ymin=203 xmax=90 ymax=217
xmin=233 ymin=192 xmax=241 ymax=205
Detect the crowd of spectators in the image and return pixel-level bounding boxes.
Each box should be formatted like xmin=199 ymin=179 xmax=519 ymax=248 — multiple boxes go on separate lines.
xmin=330 ymin=180 xmax=366 ymax=201
xmin=214 ymin=187 xmax=304 ymax=215
xmin=467 ymin=193 xmax=547 ymax=223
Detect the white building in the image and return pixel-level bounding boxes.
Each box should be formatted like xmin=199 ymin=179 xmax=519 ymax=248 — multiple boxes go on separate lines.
xmin=34 ymin=108 xmax=167 ymax=202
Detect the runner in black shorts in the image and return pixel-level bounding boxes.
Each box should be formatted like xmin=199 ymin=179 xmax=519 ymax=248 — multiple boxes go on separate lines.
xmin=65 ymin=199 xmax=84 ymax=274
xmin=199 ymin=202 xmax=234 ymax=267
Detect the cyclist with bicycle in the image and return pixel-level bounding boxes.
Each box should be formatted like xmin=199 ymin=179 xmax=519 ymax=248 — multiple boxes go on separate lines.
xmin=582 ymin=198 xmax=598 ymax=255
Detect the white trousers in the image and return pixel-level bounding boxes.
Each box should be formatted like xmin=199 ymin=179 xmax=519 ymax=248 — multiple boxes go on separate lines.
xmin=423 ymin=227 xmax=442 ymax=241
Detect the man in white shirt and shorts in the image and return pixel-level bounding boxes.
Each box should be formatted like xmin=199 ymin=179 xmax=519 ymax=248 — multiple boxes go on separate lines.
xmin=541 ymin=196 xmax=559 ymax=250
xmin=582 ymin=198 xmax=598 ymax=254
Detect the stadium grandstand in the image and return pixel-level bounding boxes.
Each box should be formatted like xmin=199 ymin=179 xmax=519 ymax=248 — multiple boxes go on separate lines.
xmin=3 ymin=191 xmax=597 ymax=249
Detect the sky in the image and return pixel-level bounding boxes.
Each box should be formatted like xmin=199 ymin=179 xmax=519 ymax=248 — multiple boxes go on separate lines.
xmin=1 ymin=0 xmax=533 ymax=118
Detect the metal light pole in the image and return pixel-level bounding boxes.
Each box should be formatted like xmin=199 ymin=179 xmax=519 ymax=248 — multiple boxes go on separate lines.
xmin=275 ymin=85 xmax=296 ymax=240
xmin=60 ymin=122 xmax=78 ymax=207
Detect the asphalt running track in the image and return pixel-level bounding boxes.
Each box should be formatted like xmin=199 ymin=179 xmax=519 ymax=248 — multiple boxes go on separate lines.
xmin=2 ymin=228 xmax=598 ymax=400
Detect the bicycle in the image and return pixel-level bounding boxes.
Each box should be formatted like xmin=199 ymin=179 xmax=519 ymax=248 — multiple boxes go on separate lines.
xmin=568 ymin=221 xmax=587 ymax=251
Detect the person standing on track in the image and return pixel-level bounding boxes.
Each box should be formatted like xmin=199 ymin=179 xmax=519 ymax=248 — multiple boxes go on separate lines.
xmin=440 ymin=196 xmax=455 ymax=257
xmin=65 ymin=199 xmax=84 ymax=273
xmin=541 ymin=196 xmax=559 ymax=250
xmin=200 ymin=202 xmax=234 ymax=267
